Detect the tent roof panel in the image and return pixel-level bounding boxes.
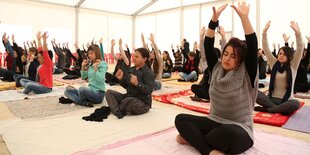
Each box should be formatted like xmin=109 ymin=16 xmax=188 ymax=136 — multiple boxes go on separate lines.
xmin=80 ymin=0 xmax=152 ymax=15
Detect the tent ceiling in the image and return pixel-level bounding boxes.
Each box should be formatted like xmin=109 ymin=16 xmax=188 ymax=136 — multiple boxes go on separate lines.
xmin=29 ymin=0 xmax=219 ymax=15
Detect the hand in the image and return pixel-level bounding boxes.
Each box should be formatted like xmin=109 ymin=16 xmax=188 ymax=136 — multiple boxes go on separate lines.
xmin=218 ymin=26 xmax=225 ymax=37
xmin=141 ymin=33 xmax=145 ymax=41
xmin=2 ymin=33 xmax=8 ymax=43
xmin=171 ymin=44 xmax=173 ymax=49
xmin=130 ymin=74 xmax=138 ymax=86
xmin=36 ymin=31 xmax=42 ymax=39
xmin=231 ymin=1 xmax=249 ymax=19
xmin=149 ymin=33 xmax=155 ymax=43
xmin=125 ymin=43 xmax=128 ymax=49
xmin=119 ymin=38 xmax=122 ymax=46
xmin=263 ymin=21 xmax=271 ymax=34
xmin=115 ymin=69 xmax=124 ymax=80
xmin=93 ymin=59 xmax=101 ymax=71
xmin=211 ymin=3 xmax=228 ymax=22
xmin=283 ymin=33 xmax=290 ymax=42
xmin=42 ymin=32 xmax=49 ymax=40
xmin=111 ymin=39 xmax=116 ymax=47
xmin=290 ymin=21 xmax=300 ymax=34
xmin=11 ymin=34 xmax=15 ymax=42
xmin=291 ymin=41 xmax=294 ymax=48
xmin=278 ymin=43 xmax=280 ymax=50
xmin=99 ymin=37 xmax=103 ymax=43
xmin=273 ymin=43 xmax=276 ymax=49
xmin=200 ymin=26 xmax=206 ymax=39
xmin=82 ymin=60 xmax=88 ymax=68
xmin=306 ymin=36 xmax=310 ymax=43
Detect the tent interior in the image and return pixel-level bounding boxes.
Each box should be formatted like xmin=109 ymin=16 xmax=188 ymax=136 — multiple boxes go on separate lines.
xmin=1 ymin=0 xmax=310 ymax=155
xmin=1 ymin=0 xmax=310 ymax=53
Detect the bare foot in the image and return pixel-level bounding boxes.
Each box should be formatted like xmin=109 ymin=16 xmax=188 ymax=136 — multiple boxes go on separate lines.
xmin=210 ymin=150 xmax=224 ymax=155
xmin=176 ymin=134 xmax=189 ymax=145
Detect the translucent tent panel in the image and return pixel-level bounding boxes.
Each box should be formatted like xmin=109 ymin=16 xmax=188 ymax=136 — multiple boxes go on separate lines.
xmin=140 ymin=0 xmax=181 ymax=14
xmin=140 ymin=0 xmax=217 ymax=15
xmin=182 ymin=0 xmax=217 ymax=6
xmin=33 ymin=0 xmax=80 ymax=6
xmin=81 ymin=0 xmax=152 ymax=15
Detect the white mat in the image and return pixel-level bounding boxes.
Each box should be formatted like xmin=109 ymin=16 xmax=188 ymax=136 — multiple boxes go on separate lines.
xmin=0 ymin=102 xmax=185 ymax=155
xmin=0 ymin=86 xmax=66 ymax=102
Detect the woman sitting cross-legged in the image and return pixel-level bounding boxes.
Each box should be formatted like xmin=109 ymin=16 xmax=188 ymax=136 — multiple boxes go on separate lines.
xmin=175 ymin=2 xmax=258 ymax=154
xmin=105 ymin=47 xmax=155 ymax=119
xmin=18 ymin=31 xmax=53 ymax=95
xmin=255 ymin=20 xmax=303 ymax=115
xmin=62 ymin=44 xmax=107 ymax=107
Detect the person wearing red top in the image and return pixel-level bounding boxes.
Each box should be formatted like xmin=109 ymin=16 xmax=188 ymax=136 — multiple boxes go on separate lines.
xmin=19 ymin=31 xmax=53 ymax=95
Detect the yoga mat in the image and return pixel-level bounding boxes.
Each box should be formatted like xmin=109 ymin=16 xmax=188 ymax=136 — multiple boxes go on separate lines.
xmin=0 ymin=103 xmax=182 ymax=155
xmin=283 ymin=106 xmax=310 ymax=133
xmin=0 ymin=86 xmax=66 ymax=102
xmin=72 ymin=127 xmax=310 ymax=155
xmin=294 ymin=92 xmax=310 ymax=99
xmin=3 ymin=96 xmax=101 ymax=119
xmin=253 ymin=102 xmax=305 ymax=127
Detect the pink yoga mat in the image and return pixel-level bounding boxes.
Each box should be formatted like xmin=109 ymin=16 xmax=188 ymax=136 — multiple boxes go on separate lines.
xmin=72 ymin=127 xmax=310 ymax=155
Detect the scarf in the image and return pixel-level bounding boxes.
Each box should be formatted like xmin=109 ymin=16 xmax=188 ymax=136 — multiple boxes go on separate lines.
xmin=268 ymin=61 xmax=292 ymax=103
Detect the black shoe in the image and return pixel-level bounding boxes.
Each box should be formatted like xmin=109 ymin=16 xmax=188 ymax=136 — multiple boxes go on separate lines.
xmin=115 ymin=110 xmax=124 ymax=119
xmin=178 ymin=78 xmax=186 ymax=82
xmin=190 ymin=79 xmax=196 ymax=82
xmin=85 ymin=102 xmax=94 ymax=107
xmin=59 ymin=97 xmax=74 ymax=104
xmin=254 ymin=106 xmax=268 ymax=112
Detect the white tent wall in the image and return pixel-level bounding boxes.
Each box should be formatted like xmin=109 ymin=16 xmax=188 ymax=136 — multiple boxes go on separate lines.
xmin=0 ymin=0 xmax=76 ymax=51
xmin=78 ymin=9 xmax=132 ymax=53
xmin=260 ymin=0 xmax=310 ymax=50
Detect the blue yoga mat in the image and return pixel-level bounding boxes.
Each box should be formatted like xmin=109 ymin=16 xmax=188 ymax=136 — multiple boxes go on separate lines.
xmin=283 ymin=106 xmax=310 ymax=133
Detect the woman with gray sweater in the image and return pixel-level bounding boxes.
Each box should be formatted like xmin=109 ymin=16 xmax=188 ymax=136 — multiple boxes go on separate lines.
xmin=255 ymin=21 xmax=303 ymax=115
xmin=175 ymin=2 xmax=258 ymax=155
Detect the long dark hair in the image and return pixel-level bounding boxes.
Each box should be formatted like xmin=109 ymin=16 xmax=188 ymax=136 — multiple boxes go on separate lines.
xmin=150 ymin=50 xmax=159 ymax=75
xmin=135 ymin=48 xmax=151 ymax=68
xmin=223 ymin=37 xmax=247 ymax=68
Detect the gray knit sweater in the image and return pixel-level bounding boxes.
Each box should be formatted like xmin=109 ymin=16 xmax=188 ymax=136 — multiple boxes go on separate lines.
xmin=208 ymin=62 xmax=258 ymax=141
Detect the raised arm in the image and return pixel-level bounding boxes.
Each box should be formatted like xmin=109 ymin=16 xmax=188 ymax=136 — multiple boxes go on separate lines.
xmin=289 ymin=21 xmax=303 ymax=69
xmin=149 ymin=33 xmax=162 ymax=67
xmin=205 ymin=4 xmax=228 ymax=72
xmin=283 ymin=33 xmax=290 ymax=47
xmin=199 ymin=26 xmax=208 ymax=71
xmin=119 ymin=38 xmax=130 ymax=66
xmin=262 ymin=21 xmax=278 ymax=68
xmin=99 ymin=38 xmax=104 ymax=60
xmin=231 ymin=1 xmax=258 ymax=86
xmin=218 ymin=26 xmax=227 ymax=51
xmin=110 ymin=39 xmax=118 ymax=61
xmin=42 ymin=32 xmax=53 ymax=66
xmin=141 ymin=33 xmax=148 ymax=50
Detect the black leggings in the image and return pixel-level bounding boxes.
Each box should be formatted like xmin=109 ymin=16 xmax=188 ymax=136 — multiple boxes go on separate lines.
xmin=191 ymin=84 xmax=209 ymax=100
xmin=256 ymin=91 xmax=300 ymax=114
xmin=294 ymin=82 xmax=310 ymax=93
xmin=175 ymin=114 xmax=253 ymax=155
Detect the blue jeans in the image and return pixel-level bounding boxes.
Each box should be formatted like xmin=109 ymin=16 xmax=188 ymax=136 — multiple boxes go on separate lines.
xmin=64 ymin=87 xmax=105 ymax=106
xmin=20 ymin=79 xmax=52 ymax=94
xmin=154 ymin=80 xmax=162 ymax=90
xmin=13 ymin=74 xmax=28 ymax=87
xmin=179 ymin=71 xmax=198 ymax=81
xmin=162 ymin=73 xmax=171 ymax=78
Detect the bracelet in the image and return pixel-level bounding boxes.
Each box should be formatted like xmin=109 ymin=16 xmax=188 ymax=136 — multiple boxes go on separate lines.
xmin=208 ymin=20 xmax=219 ymax=30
